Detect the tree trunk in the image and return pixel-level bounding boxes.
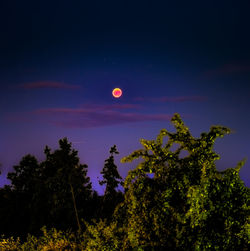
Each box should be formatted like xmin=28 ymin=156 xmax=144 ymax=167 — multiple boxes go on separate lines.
xmin=69 ymin=182 xmax=81 ymax=232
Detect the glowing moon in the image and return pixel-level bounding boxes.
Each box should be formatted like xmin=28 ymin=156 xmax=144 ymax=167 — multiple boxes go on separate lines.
xmin=112 ymin=88 xmax=122 ymax=98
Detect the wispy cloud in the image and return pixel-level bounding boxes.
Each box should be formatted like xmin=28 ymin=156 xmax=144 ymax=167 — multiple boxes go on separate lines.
xmin=35 ymin=104 xmax=141 ymax=115
xmin=19 ymin=81 xmax=81 ymax=90
xmin=51 ymin=112 xmax=172 ymax=128
xmin=79 ymin=103 xmax=141 ymax=110
xmin=204 ymin=63 xmax=250 ymax=77
xmin=30 ymin=103 xmax=172 ymax=128
xmin=134 ymin=96 xmax=206 ymax=103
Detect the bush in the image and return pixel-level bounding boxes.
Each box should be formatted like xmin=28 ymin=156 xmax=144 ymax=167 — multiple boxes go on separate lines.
xmin=0 ymin=236 xmax=20 ymax=250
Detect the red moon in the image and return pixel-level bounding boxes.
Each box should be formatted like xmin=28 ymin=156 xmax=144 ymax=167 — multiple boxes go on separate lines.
xmin=112 ymin=88 xmax=122 ymax=98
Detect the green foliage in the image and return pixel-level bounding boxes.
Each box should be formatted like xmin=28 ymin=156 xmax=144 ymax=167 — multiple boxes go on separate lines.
xmin=118 ymin=113 xmax=249 ymax=250
xmin=21 ymin=227 xmax=78 ymax=250
xmin=0 ymin=236 xmax=20 ymax=250
xmin=0 ymin=227 xmax=80 ymax=250
xmin=83 ymin=220 xmax=123 ymax=251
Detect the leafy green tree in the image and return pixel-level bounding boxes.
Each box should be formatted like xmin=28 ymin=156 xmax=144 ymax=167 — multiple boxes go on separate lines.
xmin=107 ymin=113 xmax=249 ymax=250
xmin=83 ymin=219 xmax=123 ymax=251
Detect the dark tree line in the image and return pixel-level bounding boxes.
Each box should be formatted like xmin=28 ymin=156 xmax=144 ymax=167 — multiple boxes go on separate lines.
xmin=0 ymin=113 xmax=249 ymax=250
xmin=0 ymin=139 xmax=123 ymax=240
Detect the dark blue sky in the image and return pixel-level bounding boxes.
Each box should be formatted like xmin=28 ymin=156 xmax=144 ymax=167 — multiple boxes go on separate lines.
xmin=1 ymin=0 xmax=250 ymax=191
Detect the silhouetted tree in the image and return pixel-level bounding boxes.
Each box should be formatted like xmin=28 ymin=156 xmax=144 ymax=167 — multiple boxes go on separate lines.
xmin=8 ymin=155 xmax=41 ymax=192
xmin=41 ymin=138 xmax=92 ymax=231
xmin=1 ymin=155 xmax=42 ymax=238
xmin=98 ymin=145 xmax=124 ymax=220
xmin=0 ymin=186 xmax=13 ymax=237
xmin=0 ymin=139 xmax=94 ymax=238
xmin=99 ymin=145 xmax=123 ymax=197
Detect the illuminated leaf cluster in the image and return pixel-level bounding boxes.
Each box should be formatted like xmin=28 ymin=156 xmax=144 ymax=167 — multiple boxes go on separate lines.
xmin=117 ymin=113 xmax=249 ymax=250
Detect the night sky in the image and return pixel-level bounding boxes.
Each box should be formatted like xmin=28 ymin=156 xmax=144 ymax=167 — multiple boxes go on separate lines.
xmin=1 ymin=1 xmax=250 ymax=192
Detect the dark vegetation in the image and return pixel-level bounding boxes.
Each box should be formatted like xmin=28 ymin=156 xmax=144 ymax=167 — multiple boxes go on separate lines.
xmin=0 ymin=114 xmax=249 ymax=250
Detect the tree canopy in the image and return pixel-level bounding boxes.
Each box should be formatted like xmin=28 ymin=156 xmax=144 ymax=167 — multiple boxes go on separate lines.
xmin=86 ymin=113 xmax=250 ymax=250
